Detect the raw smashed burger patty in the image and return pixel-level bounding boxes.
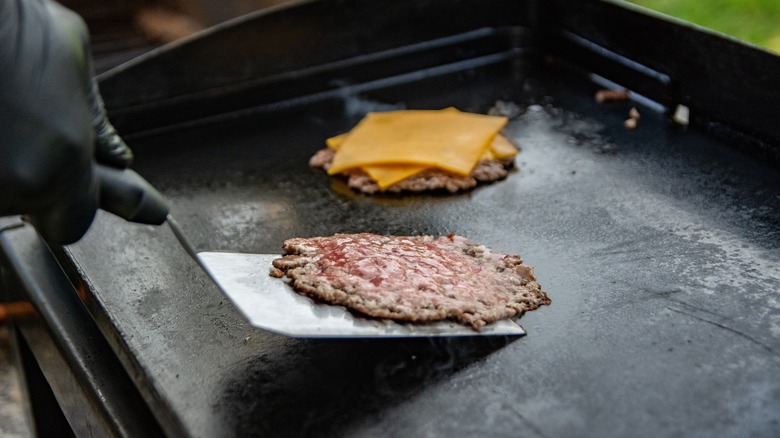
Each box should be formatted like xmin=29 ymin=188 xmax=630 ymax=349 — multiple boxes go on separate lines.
xmin=309 ymin=148 xmax=515 ymax=194
xmin=271 ymin=233 xmax=550 ymax=329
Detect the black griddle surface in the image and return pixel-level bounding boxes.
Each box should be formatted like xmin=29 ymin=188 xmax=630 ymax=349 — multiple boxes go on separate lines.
xmin=64 ymin=53 xmax=780 ymax=437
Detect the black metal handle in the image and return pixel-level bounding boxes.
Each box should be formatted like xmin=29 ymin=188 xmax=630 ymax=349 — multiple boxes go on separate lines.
xmin=95 ymin=165 xmax=169 ymax=225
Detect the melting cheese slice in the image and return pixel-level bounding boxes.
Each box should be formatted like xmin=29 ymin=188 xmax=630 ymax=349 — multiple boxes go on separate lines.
xmin=327 ymin=133 xmax=428 ymax=187
xmin=327 ymin=109 xmax=508 ymax=178
xmin=363 ymin=164 xmax=430 ymax=188
xmin=485 ymin=134 xmax=519 ymax=160
xmin=328 ymin=131 xmax=518 ymax=161
xmin=327 ymin=126 xmax=519 ymax=189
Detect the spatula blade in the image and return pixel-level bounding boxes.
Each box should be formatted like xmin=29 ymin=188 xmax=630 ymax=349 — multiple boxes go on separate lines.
xmin=197 ymin=251 xmax=526 ymax=338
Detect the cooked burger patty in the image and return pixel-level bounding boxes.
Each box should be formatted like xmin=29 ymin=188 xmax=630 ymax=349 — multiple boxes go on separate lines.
xmin=309 ymin=148 xmax=515 ymax=194
xmin=271 ymin=233 xmax=550 ymax=329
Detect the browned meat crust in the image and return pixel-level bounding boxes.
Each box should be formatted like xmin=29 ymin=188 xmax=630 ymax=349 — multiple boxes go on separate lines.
xmin=271 ymin=233 xmax=550 ymax=329
xmin=309 ymin=148 xmax=515 ymax=194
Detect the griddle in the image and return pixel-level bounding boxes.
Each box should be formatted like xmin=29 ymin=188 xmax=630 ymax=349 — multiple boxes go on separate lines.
xmin=2 ymin=0 xmax=779 ymax=436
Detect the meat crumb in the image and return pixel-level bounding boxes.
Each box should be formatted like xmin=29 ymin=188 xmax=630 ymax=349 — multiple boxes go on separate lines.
xmin=624 ymin=106 xmax=641 ymax=130
xmin=595 ymin=89 xmax=631 ymax=103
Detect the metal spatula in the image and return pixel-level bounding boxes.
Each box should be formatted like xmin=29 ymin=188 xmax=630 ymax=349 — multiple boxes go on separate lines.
xmin=97 ymin=169 xmax=524 ymax=337
xmin=168 ymin=216 xmax=526 ymax=338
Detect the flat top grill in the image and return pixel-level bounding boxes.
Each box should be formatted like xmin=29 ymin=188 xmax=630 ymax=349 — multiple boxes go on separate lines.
xmin=2 ymin=1 xmax=778 ymax=436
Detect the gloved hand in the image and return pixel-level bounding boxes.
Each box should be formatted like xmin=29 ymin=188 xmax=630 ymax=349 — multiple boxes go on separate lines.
xmin=0 ymin=0 xmax=135 ymax=244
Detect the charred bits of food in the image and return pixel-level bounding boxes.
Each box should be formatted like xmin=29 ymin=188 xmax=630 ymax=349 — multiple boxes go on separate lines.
xmin=595 ymin=88 xmax=631 ymax=103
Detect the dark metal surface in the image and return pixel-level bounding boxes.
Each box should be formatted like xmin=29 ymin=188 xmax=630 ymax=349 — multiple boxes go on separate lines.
xmin=99 ymin=0 xmax=780 ymax=154
xmin=0 ymin=221 xmax=165 ymax=437
xmin=544 ymin=1 xmax=780 ymax=149
xmin=4 ymin=0 xmax=780 ymax=436
xmin=10 ymin=324 xmax=76 ymax=437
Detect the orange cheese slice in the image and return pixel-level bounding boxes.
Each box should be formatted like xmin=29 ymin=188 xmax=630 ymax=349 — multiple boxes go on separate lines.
xmin=328 ymin=134 xmax=518 ymax=189
xmin=326 ymin=110 xmax=518 ymax=189
xmin=327 ymin=133 xmax=429 ymax=187
xmin=363 ymin=164 xmax=430 ymax=188
xmin=329 ymin=131 xmax=518 ymax=161
xmin=327 ymin=109 xmax=508 ymax=177
xmin=484 ymin=134 xmax=518 ymax=160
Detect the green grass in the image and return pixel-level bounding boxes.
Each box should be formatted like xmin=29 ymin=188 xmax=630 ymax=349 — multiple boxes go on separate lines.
xmin=625 ymin=0 xmax=780 ymax=52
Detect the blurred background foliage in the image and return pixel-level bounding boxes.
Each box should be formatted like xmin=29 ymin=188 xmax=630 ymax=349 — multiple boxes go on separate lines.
xmin=625 ymin=0 xmax=780 ymax=53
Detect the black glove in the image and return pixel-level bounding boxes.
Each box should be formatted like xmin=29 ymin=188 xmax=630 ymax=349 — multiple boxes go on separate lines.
xmin=0 ymin=0 xmax=137 ymax=244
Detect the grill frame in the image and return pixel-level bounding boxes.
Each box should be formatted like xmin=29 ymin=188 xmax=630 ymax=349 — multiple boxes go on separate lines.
xmin=2 ymin=1 xmax=779 ymax=436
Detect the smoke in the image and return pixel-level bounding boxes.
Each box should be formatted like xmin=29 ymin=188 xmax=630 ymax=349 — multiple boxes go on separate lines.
xmin=331 ymin=80 xmax=406 ymax=123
